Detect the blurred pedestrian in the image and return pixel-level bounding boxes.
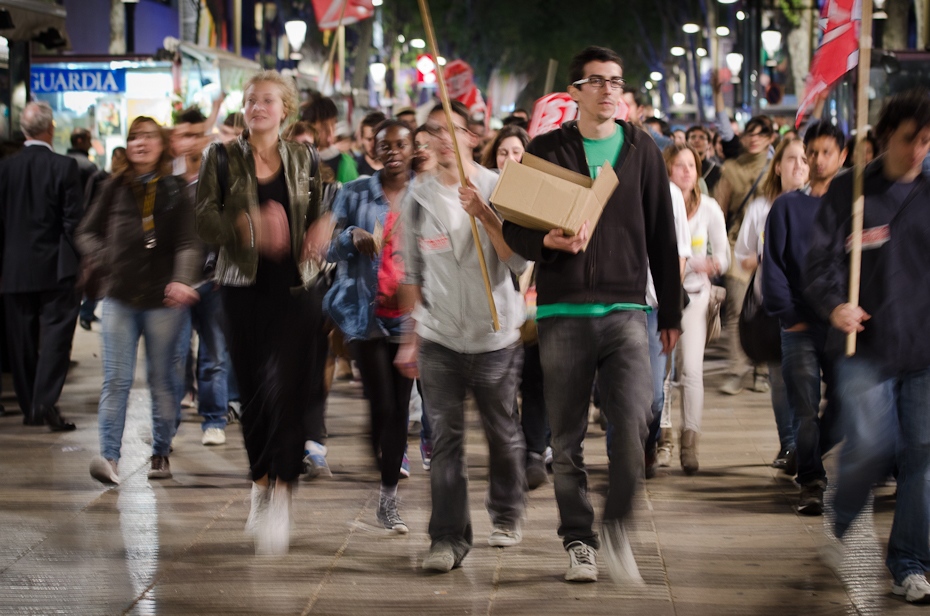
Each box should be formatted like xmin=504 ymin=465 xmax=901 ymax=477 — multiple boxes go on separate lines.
xmin=808 ymin=89 xmax=930 ymax=604
xmin=397 ymin=100 xmax=528 ymax=572
xmin=196 ymin=71 xmax=328 ymax=555
xmin=0 ymin=102 xmax=83 ymax=429
xmin=78 ymin=116 xmax=201 ymax=483
xmin=355 ymin=111 xmax=387 ymax=177
xmin=302 ymin=97 xmax=359 ymax=184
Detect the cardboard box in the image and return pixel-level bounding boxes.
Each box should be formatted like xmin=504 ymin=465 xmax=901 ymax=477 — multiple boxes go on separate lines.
xmin=490 ymin=153 xmax=618 ymax=244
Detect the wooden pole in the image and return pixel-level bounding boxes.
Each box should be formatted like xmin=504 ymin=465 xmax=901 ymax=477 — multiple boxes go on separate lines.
xmin=324 ymin=0 xmax=350 ymax=91
xmin=846 ymin=0 xmax=873 ymax=356
xmin=416 ymin=0 xmax=500 ymax=331
xmin=543 ymin=58 xmax=558 ymax=95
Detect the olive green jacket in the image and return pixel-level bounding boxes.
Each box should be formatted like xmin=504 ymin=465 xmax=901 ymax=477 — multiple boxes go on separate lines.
xmin=195 ymin=132 xmax=323 ymax=286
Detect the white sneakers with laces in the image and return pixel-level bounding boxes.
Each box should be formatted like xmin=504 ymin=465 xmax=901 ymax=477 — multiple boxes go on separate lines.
xmin=565 ymin=541 xmax=598 ymax=583
xmin=201 ymin=427 xmax=226 ymax=446
xmin=893 ymin=573 xmax=930 ymax=604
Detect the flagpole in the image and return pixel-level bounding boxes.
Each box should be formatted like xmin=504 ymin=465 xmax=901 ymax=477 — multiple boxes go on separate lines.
xmin=416 ymin=0 xmax=500 ymax=331
xmin=846 ymin=0 xmax=873 ymax=356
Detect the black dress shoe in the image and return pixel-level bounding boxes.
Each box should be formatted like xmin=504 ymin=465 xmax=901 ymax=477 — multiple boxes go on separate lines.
xmin=41 ymin=406 xmax=76 ymax=432
xmin=772 ymin=447 xmax=797 ymax=476
xmin=23 ymin=412 xmax=46 ymax=426
xmin=79 ymin=318 xmax=92 ymax=331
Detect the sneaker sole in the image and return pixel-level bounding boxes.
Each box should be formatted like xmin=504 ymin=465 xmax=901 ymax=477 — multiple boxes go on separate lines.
xmin=89 ymin=462 xmax=119 ymax=485
xmin=565 ymin=567 xmax=598 ymax=583
xmin=798 ymin=503 xmax=823 ymax=516
xmin=488 ymin=537 xmax=522 ymax=548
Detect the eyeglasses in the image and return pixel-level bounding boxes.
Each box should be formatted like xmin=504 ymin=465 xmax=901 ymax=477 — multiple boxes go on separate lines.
xmin=572 ymin=75 xmax=625 ymax=90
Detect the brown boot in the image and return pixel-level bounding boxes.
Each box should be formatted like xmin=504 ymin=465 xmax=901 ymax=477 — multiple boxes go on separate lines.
xmin=680 ymin=429 xmax=699 ymax=475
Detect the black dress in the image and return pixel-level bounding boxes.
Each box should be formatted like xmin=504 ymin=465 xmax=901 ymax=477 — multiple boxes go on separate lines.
xmin=221 ymin=168 xmax=323 ymax=482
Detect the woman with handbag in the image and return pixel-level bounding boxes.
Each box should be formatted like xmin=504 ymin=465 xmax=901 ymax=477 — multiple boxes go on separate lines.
xmin=734 ymin=137 xmax=809 ymax=475
xmin=195 ymin=70 xmax=329 ymax=555
xmin=324 ymin=119 xmax=415 ymax=533
xmin=78 ymin=116 xmax=201 ymax=485
xmin=664 ymin=143 xmax=729 ymax=474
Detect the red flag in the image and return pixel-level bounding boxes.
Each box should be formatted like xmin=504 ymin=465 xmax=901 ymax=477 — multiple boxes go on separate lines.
xmin=795 ymin=0 xmax=861 ymax=128
xmin=528 ymin=93 xmax=629 ymax=138
xmin=311 ymin=0 xmax=374 ymax=30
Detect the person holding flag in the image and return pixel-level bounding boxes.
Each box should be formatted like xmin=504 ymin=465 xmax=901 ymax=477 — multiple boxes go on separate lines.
xmin=807 ymin=90 xmax=930 ymax=604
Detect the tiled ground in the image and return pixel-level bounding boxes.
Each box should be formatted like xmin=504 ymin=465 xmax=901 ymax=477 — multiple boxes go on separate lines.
xmin=0 ymin=328 xmax=911 ymax=615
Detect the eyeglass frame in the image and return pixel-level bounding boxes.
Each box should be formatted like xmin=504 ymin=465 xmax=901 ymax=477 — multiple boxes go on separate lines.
xmin=571 ymin=75 xmax=626 ymax=90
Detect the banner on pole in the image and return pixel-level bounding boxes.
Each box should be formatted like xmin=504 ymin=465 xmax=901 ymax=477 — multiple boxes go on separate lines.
xmin=311 ymin=0 xmax=375 ymax=30
xmin=795 ymin=0 xmax=861 ymax=128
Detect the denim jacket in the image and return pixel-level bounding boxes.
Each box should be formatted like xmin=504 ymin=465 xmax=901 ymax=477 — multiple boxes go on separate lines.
xmin=195 ymin=132 xmax=323 ymax=286
xmin=324 ymin=172 xmax=411 ymax=340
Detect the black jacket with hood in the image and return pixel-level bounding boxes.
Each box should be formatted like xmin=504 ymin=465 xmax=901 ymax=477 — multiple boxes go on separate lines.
xmin=502 ymin=120 xmax=682 ymax=331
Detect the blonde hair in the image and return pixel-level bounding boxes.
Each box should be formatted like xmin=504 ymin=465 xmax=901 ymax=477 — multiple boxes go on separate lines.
xmin=242 ymin=70 xmax=300 ymax=124
xmin=761 ymin=136 xmax=802 ymax=203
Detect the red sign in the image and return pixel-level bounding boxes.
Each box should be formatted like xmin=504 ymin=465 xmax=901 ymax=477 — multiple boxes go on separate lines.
xmin=416 ymin=54 xmax=436 ymax=85
xmin=311 ymin=0 xmax=375 ymax=30
xmin=528 ymin=93 xmax=629 ymax=138
xmin=443 ymin=60 xmax=474 ymax=100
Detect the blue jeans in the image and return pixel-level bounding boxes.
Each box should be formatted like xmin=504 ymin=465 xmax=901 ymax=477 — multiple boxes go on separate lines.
xmin=418 ymin=339 xmax=526 ymax=561
xmin=832 ymin=356 xmax=930 ymax=584
xmin=768 ymin=361 xmax=796 ymax=451
xmin=98 ymin=298 xmax=185 ymax=461
xmin=176 ymin=282 xmax=229 ymax=430
xmin=780 ymin=326 xmax=834 ymax=486
xmin=538 ymin=311 xmax=653 ymax=549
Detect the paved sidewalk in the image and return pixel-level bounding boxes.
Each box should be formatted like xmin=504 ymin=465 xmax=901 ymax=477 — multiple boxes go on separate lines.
xmin=0 ymin=327 xmax=906 ymax=615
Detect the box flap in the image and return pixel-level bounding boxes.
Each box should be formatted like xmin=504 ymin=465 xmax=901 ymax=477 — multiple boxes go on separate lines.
xmin=590 ymin=161 xmax=619 ymax=203
xmin=522 ymin=153 xmax=593 ymax=188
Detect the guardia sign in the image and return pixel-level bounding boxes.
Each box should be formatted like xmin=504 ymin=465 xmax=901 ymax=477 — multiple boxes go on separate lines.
xmin=31 ymin=68 xmax=127 ymax=94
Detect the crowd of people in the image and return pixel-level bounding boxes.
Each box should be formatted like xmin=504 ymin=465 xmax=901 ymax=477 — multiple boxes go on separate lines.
xmin=1 ymin=44 xmax=929 ymax=602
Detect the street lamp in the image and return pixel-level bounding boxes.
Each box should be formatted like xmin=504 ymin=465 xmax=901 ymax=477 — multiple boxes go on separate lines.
xmin=726 ymin=52 xmax=743 ymax=81
xmin=650 ymin=71 xmax=664 ymax=81
xmin=696 ymin=47 xmax=707 ymax=57
xmin=672 ymin=92 xmax=686 ymax=106
xmin=716 ymin=26 xmax=730 ymax=37
xmin=736 ymin=10 xmax=746 ymax=20
xmin=410 ymin=38 xmax=426 ymax=49
xmin=284 ymin=20 xmax=307 ymax=59
xmin=671 ymin=46 xmax=686 ymax=57
xmin=761 ymin=26 xmax=782 ymax=66
xmin=873 ymin=0 xmax=888 ymax=19
xmin=372 ymin=0 xmax=383 ymax=5
xmin=682 ymin=23 xmax=700 ymax=34
xmin=717 ymin=0 xmax=737 ymax=4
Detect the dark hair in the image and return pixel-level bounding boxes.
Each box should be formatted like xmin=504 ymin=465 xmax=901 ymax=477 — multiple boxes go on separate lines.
xmin=223 ymin=112 xmax=244 ymax=128
xmin=282 ymin=120 xmax=317 ymax=142
xmin=481 ymin=124 xmax=530 ymax=169
xmin=177 ymin=107 xmax=207 ymax=125
xmin=568 ymin=46 xmax=624 ymax=85
xmin=514 ymin=108 xmax=529 ymax=116
xmin=360 ymin=111 xmax=387 ymax=131
xmin=502 ymin=115 xmax=529 ymax=130
xmin=70 ymin=127 xmax=91 ymax=148
xmin=395 ymin=108 xmax=416 ymax=118
xmin=121 ymin=116 xmax=172 ymax=179
xmin=686 ymin=125 xmax=710 ymax=141
xmin=744 ymin=115 xmax=774 ymax=136
xmin=803 ymin=120 xmax=846 ymax=152
xmin=373 ymin=118 xmax=410 ymax=143
xmin=302 ymin=96 xmax=339 ymax=124
xmin=874 ymin=88 xmax=930 ymax=144
xmin=430 ymin=100 xmax=470 ymax=124
xmin=625 ymin=90 xmax=644 ymax=107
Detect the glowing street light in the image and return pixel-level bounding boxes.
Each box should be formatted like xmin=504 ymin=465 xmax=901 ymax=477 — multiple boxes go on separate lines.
xmin=284 ymin=20 xmax=307 ymax=58
xmin=372 ymin=0 xmax=383 ymax=6
xmin=736 ymin=10 xmax=746 ymax=20
xmin=682 ymin=23 xmax=700 ymax=34
xmin=672 ymin=92 xmax=686 ymax=106
xmin=671 ymin=46 xmax=686 ymax=57
xmin=410 ymin=38 xmax=426 ymax=49
xmin=726 ymin=52 xmax=743 ymax=78
xmin=696 ymin=47 xmax=707 ymax=57
xmin=397 ymin=34 xmax=405 ymax=43
xmin=650 ymin=71 xmax=663 ymax=81
xmin=716 ymin=26 xmax=730 ymax=36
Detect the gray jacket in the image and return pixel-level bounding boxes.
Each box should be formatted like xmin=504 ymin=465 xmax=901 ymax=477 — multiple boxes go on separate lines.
xmin=195 ymin=133 xmax=323 ymax=286
xmin=402 ymin=167 xmax=526 ymax=354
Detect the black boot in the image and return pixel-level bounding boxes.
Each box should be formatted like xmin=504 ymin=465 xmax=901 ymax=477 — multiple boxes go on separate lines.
xmin=38 ymin=405 xmax=75 ymax=432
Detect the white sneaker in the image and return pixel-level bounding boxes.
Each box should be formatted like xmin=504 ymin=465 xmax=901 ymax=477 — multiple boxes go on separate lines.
xmin=719 ymin=375 xmax=745 ymax=396
xmin=565 ymin=541 xmax=598 ymax=583
xmin=89 ymin=456 xmax=120 ymax=485
xmin=892 ymin=573 xmax=930 ymax=604
xmin=245 ymin=483 xmax=271 ymax=536
xmin=601 ymin=520 xmax=644 ymax=586
xmin=302 ymin=440 xmax=332 ymax=479
xmin=656 ymin=444 xmax=673 ymax=468
xmin=488 ymin=526 xmax=522 ymax=547
xmin=201 ymin=427 xmax=226 ymax=446
xmin=256 ymin=484 xmax=291 ymax=556
xmin=422 ymin=543 xmax=456 ymax=573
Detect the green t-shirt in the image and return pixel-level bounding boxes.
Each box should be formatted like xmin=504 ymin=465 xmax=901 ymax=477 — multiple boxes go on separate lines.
xmin=582 ymin=125 xmax=624 ymax=178
xmin=336 ymin=152 xmax=359 ymax=184
xmin=538 ymin=124 xmax=649 ymax=321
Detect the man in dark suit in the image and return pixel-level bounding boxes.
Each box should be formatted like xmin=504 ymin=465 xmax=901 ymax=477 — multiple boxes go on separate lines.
xmin=0 ymin=101 xmax=83 ymax=431
xmin=66 ymin=127 xmax=98 ymax=193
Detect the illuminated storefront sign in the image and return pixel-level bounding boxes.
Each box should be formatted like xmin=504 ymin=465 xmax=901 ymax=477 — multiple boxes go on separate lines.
xmin=30 ymin=67 xmax=126 ymax=93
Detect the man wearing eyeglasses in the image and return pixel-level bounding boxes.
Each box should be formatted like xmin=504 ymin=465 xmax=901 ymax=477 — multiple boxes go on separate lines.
xmin=503 ymin=46 xmax=682 ymax=585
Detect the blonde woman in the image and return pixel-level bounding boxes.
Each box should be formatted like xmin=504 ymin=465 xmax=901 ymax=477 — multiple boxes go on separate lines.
xmin=664 ymin=143 xmax=729 ymax=474
xmin=196 ymin=71 xmax=329 ymax=555
xmin=734 ymin=138 xmax=809 ymax=475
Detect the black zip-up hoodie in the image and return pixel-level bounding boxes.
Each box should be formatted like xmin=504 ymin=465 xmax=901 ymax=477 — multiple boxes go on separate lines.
xmin=804 ymin=160 xmax=930 ymax=372
xmin=502 ymin=120 xmax=682 ymax=331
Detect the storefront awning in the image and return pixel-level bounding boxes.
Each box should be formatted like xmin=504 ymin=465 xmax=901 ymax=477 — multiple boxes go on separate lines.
xmin=0 ymin=0 xmax=69 ymax=47
xmin=178 ymin=42 xmax=260 ymax=72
